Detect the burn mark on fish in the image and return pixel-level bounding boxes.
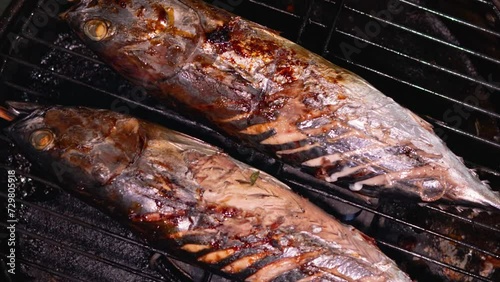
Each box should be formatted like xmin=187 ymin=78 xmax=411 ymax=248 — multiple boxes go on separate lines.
xmin=276 ymin=66 xmax=295 ymax=84
xmin=279 ymin=145 xmax=326 ymax=164
xmin=222 ymin=251 xmax=269 ymax=273
xmin=252 ymin=96 xmax=289 ymax=123
xmin=269 ymin=216 xmax=285 ymax=230
xmin=206 ymin=204 xmax=241 ymax=219
xmin=359 ymin=232 xmax=377 ymax=246
xmin=384 ymin=145 xmax=442 ymax=168
xmin=235 ymin=254 xmax=283 ymax=279
xmin=231 ymin=37 xmax=281 ymax=60
xmin=136 ymin=5 xmax=145 ymax=17
xmin=206 ymin=24 xmax=231 ymax=44
xmin=263 ymin=137 xmax=310 ymax=152
xmin=146 ymin=4 xmax=169 ymax=33
xmin=156 ymin=5 xmax=169 ymax=27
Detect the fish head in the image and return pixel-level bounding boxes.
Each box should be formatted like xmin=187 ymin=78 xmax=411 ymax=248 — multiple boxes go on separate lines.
xmin=5 ymin=105 xmax=144 ymax=187
xmin=62 ymin=0 xmax=203 ymax=84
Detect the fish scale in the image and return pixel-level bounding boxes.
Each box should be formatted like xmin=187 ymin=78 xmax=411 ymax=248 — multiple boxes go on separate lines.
xmin=62 ymin=0 xmax=500 ymax=208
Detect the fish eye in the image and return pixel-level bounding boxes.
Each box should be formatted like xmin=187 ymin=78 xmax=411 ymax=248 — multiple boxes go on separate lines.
xmin=30 ymin=129 xmax=55 ymax=150
xmin=84 ymin=19 xmax=109 ymax=41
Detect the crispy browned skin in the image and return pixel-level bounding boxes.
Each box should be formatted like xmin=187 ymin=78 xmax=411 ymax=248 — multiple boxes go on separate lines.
xmin=62 ymin=0 xmax=500 ymax=210
xmin=6 ymin=106 xmax=411 ymax=281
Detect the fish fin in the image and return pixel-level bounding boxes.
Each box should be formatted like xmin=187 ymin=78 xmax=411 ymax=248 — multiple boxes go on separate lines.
xmin=430 ymin=203 xmax=496 ymax=214
xmin=455 ymin=205 xmax=496 ymax=214
xmin=471 ymin=208 xmax=489 ymax=216
xmin=469 ymin=168 xmax=478 ymax=177
xmin=454 ymin=206 xmax=491 ymax=215
xmin=426 ymin=203 xmax=461 ymax=212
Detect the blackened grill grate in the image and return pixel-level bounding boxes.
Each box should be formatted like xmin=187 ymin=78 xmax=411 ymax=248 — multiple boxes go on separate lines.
xmin=0 ymin=0 xmax=499 ymax=281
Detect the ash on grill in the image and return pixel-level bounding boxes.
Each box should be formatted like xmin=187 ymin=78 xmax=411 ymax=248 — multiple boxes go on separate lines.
xmin=0 ymin=0 xmax=499 ymax=281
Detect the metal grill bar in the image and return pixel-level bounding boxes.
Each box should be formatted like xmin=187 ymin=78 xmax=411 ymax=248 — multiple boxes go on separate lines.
xmin=247 ymin=0 xmax=326 ymax=27
xmin=248 ymin=0 xmax=299 ymax=18
xmin=344 ymin=5 xmax=500 ymax=65
xmin=426 ymin=115 xmax=500 ymax=149
xmin=295 ymin=0 xmax=315 ymax=43
xmin=0 ymin=222 xmax=166 ymax=282
xmin=201 ymin=272 xmax=213 ymax=282
xmin=452 ymin=0 xmax=493 ymax=6
xmin=286 ymin=182 xmax=498 ymax=281
xmin=0 ymin=189 xmax=179 ymax=261
xmin=0 ymin=166 xmax=61 ymax=189
xmin=19 ymin=0 xmax=44 ymax=33
xmin=0 ymin=165 xmax=205 ymax=282
xmin=335 ymin=29 xmax=500 ymax=91
xmin=0 ymin=54 xmax=123 ymax=97
xmin=285 ymin=178 xmax=500 ymax=260
xmin=3 ymin=80 xmax=57 ymax=97
xmin=20 ymin=34 xmax=104 ymax=64
xmin=331 ymin=53 xmax=500 ymax=121
xmin=0 ymin=254 xmax=88 ymax=282
xmin=400 ymin=0 xmax=500 ymax=37
xmin=424 ymin=205 xmax=500 ymax=233
xmin=322 ymin=0 xmax=345 ymax=56
xmin=376 ymin=241 xmax=493 ymax=282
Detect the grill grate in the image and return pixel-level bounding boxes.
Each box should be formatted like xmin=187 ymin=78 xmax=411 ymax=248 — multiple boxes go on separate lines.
xmin=1 ymin=0 xmax=499 ymax=281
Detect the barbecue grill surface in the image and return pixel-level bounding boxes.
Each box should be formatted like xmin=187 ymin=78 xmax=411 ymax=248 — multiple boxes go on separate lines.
xmin=1 ymin=0 xmax=499 ymax=281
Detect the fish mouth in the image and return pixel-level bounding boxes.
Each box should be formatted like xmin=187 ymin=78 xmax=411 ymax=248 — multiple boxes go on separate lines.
xmin=0 ymin=101 xmax=45 ymax=122
xmin=0 ymin=106 xmax=16 ymax=122
xmin=0 ymin=101 xmax=41 ymax=141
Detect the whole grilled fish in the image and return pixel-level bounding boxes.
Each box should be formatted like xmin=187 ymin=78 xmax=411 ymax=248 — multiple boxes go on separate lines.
xmin=62 ymin=0 xmax=500 ymax=210
xmin=4 ymin=104 xmax=411 ymax=281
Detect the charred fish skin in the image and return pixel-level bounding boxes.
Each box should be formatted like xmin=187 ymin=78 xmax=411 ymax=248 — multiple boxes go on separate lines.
xmin=6 ymin=106 xmax=411 ymax=282
xmin=62 ymin=0 xmax=500 ymax=210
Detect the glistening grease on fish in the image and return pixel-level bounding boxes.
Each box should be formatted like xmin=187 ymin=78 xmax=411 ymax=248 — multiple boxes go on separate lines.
xmin=62 ymin=0 xmax=500 ymax=210
xmin=2 ymin=104 xmax=411 ymax=281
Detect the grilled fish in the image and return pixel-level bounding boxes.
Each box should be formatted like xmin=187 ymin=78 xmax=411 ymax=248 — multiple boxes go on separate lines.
xmin=4 ymin=104 xmax=411 ymax=281
xmin=62 ymin=0 xmax=500 ymax=210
